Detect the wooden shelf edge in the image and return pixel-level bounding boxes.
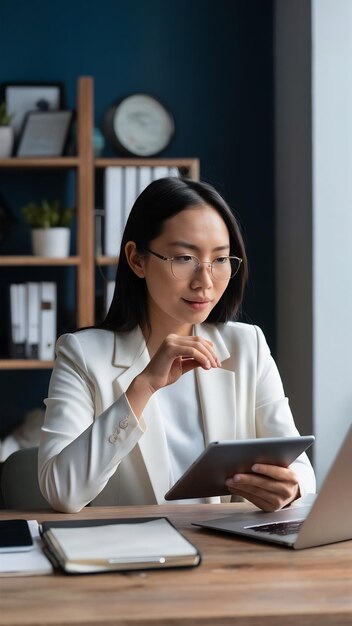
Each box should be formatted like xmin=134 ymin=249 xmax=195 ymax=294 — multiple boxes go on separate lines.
xmin=0 ymin=359 xmax=54 ymax=370
xmin=0 ymin=256 xmax=80 ymax=266
xmin=96 ymin=255 xmax=118 ymax=266
xmin=0 ymin=157 xmax=80 ymax=169
xmin=95 ymin=157 xmax=200 ymax=168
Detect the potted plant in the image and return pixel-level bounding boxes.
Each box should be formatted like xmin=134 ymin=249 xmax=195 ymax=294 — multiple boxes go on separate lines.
xmin=21 ymin=198 xmax=74 ymax=257
xmin=0 ymin=102 xmax=14 ymax=158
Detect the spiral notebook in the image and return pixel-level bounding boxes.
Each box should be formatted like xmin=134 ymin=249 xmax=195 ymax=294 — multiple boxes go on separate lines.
xmin=40 ymin=517 xmax=201 ymax=574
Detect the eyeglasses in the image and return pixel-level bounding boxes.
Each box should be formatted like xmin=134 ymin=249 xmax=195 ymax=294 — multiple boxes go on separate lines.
xmin=145 ymin=249 xmax=243 ymax=281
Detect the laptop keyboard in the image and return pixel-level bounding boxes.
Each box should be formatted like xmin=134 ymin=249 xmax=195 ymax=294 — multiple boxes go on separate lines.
xmin=246 ymin=520 xmax=304 ymax=536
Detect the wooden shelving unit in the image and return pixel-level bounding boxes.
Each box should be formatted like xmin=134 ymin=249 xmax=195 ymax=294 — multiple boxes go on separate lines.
xmin=0 ymin=76 xmax=199 ymax=371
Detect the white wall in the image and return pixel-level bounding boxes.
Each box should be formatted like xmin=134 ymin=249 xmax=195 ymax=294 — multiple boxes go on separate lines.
xmin=312 ymin=0 xmax=352 ymax=484
xmin=275 ymin=0 xmax=352 ymax=486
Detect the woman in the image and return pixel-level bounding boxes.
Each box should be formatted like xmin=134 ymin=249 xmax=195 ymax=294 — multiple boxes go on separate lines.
xmin=38 ymin=177 xmax=315 ymax=512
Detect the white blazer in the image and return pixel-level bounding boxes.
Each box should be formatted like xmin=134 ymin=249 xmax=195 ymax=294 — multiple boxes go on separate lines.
xmin=38 ymin=322 xmax=316 ymax=512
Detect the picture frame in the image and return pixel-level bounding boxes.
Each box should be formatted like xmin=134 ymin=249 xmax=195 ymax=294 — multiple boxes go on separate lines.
xmin=16 ymin=110 xmax=73 ymax=157
xmin=0 ymin=82 xmax=64 ymax=138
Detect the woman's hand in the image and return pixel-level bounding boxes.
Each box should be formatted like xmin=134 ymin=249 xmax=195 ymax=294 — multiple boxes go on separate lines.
xmin=225 ymin=464 xmax=300 ymax=512
xmin=126 ymin=334 xmax=221 ymax=418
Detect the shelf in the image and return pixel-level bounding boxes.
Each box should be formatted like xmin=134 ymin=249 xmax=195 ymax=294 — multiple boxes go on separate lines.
xmin=0 ymin=359 xmax=54 ymax=370
xmin=0 ymin=76 xmax=200 ymax=375
xmin=0 ymin=256 xmax=80 ymax=266
xmin=0 ymin=157 xmax=80 ymax=169
xmin=95 ymin=157 xmax=199 ymax=179
xmin=95 ymin=255 xmax=118 ymax=266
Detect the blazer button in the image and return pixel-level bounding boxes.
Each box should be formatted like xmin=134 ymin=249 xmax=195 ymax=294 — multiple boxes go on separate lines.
xmin=108 ymin=431 xmax=118 ymax=444
xmin=119 ymin=418 xmax=129 ymax=430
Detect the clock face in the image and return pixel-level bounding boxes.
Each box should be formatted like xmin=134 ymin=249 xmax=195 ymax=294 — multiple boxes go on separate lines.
xmin=109 ymin=94 xmax=174 ymax=157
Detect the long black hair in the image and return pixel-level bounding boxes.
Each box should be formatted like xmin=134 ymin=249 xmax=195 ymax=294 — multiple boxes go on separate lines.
xmin=101 ymin=177 xmax=248 ymax=332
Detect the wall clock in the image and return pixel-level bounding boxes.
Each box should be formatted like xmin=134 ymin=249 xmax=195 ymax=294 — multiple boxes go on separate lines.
xmin=103 ymin=94 xmax=175 ymax=157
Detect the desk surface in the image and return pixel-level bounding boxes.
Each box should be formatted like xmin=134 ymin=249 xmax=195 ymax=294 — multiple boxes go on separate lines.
xmin=0 ymin=504 xmax=352 ymax=626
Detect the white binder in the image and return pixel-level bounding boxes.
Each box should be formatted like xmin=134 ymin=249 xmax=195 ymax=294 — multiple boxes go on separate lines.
xmin=152 ymin=165 xmax=170 ymax=180
xmin=9 ymin=283 xmax=26 ymax=358
xmin=25 ymin=282 xmax=40 ymax=358
xmin=138 ymin=166 xmax=153 ymax=195
xmin=104 ymin=166 xmax=124 ymax=256
xmin=39 ymin=282 xmax=57 ymax=361
xmin=123 ymin=165 xmax=138 ymax=225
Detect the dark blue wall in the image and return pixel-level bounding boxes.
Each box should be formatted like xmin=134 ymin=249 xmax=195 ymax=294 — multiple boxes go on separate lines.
xmin=0 ymin=0 xmax=274 ymax=432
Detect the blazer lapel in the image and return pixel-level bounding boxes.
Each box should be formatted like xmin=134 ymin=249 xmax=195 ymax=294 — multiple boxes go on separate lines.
xmin=112 ymin=328 xmax=171 ymax=504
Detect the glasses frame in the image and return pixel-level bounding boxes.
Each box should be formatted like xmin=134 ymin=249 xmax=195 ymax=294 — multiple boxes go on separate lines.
xmin=144 ymin=248 xmax=243 ymax=281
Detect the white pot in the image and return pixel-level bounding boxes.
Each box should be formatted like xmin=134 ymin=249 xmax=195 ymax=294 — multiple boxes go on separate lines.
xmin=0 ymin=126 xmax=14 ymax=158
xmin=31 ymin=227 xmax=71 ymax=257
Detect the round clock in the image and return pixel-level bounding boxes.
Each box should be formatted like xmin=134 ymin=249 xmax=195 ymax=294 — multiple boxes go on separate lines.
xmin=103 ymin=94 xmax=175 ymax=157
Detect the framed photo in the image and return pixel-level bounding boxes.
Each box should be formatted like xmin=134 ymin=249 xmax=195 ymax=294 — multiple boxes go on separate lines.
xmin=16 ymin=110 xmax=73 ymax=157
xmin=0 ymin=82 xmax=63 ymax=137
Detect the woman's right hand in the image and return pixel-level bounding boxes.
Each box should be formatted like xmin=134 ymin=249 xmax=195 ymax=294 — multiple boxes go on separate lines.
xmin=126 ymin=334 xmax=221 ymax=418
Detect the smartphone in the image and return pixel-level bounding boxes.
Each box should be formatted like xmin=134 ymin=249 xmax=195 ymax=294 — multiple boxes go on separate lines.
xmin=0 ymin=519 xmax=34 ymax=552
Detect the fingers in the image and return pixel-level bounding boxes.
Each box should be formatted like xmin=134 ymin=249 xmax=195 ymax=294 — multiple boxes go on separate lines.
xmin=179 ymin=335 xmax=222 ymax=369
xmin=226 ymin=465 xmax=300 ymax=512
xmin=141 ymin=333 xmax=222 ymax=393
xmin=161 ymin=334 xmax=221 ymax=370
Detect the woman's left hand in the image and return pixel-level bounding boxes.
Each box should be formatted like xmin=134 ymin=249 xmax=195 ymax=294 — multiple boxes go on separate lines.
xmin=225 ymin=464 xmax=300 ymax=512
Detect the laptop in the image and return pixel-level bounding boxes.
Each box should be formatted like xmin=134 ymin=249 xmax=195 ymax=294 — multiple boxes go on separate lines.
xmin=194 ymin=424 xmax=352 ymax=550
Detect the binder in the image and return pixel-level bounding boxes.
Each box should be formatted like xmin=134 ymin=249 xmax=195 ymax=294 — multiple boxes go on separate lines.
xmin=123 ymin=165 xmax=138 ymax=224
xmin=152 ymin=165 xmax=170 ymax=180
xmin=39 ymin=282 xmax=57 ymax=361
xmin=9 ymin=283 xmax=26 ymax=358
xmin=138 ymin=165 xmax=153 ymax=195
xmin=40 ymin=517 xmax=201 ymax=574
xmin=94 ymin=208 xmax=105 ymax=256
xmin=104 ymin=166 xmax=124 ymax=256
xmin=25 ymin=282 xmax=40 ymax=359
xmin=168 ymin=166 xmax=180 ymax=178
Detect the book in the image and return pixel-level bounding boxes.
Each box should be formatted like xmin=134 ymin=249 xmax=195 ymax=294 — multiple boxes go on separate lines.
xmin=104 ymin=166 xmax=124 ymax=256
xmin=39 ymin=282 xmax=57 ymax=361
xmin=25 ymin=282 xmax=40 ymax=358
xmin=9 ymin=283 xmax=26 ymax=358
xmin=152 ymin=165 xmax=170 ymax=180
xmin=168 ymin=166 xmax=180 ymax=178
xmin=94 ymin=207 xmax=105 ymax=256
xmin=123 ymin=165 xmax=138 ymax=222
xmin=40 ymin=517 xmax=201 ymax=574
xmin=138 ymin=165 xmax=153 ymax=194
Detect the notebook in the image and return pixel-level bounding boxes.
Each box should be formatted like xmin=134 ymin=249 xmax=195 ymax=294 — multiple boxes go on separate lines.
xmin=194 ymin=424 xmax=352 ymax=550
xmin=40 ymin=517 xmax=201 ymax=573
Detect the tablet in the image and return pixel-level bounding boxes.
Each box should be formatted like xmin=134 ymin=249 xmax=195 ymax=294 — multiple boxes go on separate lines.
xmin=164 ymin=435 xmax=314 ymax=500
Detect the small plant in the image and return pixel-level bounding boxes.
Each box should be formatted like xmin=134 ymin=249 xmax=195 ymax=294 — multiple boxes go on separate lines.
xmin=21 ymin=199 xmax=74 ymax=229
xmin=0 ymin=102 xmax=13 ymax=126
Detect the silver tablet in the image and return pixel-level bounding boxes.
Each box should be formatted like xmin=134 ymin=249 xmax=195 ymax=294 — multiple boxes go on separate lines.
xmin=164 ymin=435 xmax=314 ymax=500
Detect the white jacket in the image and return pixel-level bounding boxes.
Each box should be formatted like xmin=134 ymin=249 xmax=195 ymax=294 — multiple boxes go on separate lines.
xmin=38 ymin=322 xmax=316 ymax=512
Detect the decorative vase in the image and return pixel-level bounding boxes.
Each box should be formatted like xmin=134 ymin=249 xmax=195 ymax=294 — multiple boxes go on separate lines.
xmin=0 ymin=126 xmax=14 ymax=158
xmin=31 ymin=227 xmax=70 ymax=257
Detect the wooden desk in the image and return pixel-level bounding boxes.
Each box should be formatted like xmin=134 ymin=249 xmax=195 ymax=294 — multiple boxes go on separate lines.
xmin=0 ymin=504 xmax=352 ymax=626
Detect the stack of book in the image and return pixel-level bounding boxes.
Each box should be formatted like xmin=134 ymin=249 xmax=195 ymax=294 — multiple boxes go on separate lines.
xmin=9 ymin=282 xmax=57 ymax=360
xmin=103 ymin=165 xmax=179 ymax=256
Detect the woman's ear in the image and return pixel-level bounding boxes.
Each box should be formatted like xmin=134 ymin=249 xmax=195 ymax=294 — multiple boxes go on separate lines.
xmin=125 ymin=241 xmax=146 ymax=278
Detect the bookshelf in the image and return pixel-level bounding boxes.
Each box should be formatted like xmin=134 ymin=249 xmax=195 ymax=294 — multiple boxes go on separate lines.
xmin=0 ymin=76 xmax=199 ymax=371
